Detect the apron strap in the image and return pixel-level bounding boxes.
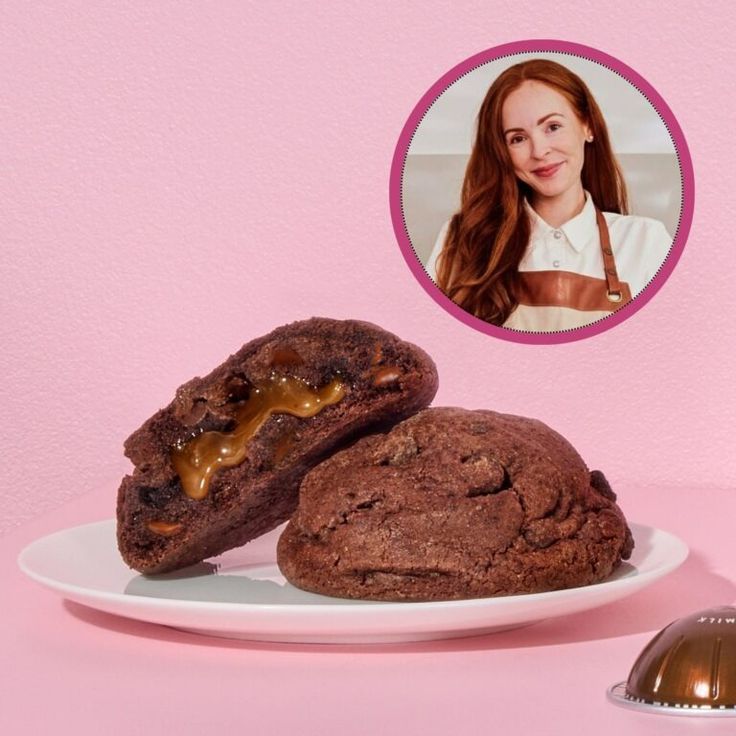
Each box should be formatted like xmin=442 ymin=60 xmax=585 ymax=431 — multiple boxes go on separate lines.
xmin=595 ymin=208 xmax=624 ymax=303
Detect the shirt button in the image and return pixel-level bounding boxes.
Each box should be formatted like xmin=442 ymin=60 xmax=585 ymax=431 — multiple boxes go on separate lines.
xmin=553 ymin=260 xmax=560 ymax=268
xmin=553 ymin=230 xmax=562 ymax=239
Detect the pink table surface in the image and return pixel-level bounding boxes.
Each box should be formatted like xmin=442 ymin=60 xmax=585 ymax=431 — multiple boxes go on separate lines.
xmin=4 ymin=483 xmax=735 ymax=736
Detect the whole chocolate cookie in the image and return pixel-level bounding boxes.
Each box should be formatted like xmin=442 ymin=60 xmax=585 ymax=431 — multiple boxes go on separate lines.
xmin=277 ymin=407 xmax=634 ymax=601
xmin=117 ymin=318 xmax=438 ymax=574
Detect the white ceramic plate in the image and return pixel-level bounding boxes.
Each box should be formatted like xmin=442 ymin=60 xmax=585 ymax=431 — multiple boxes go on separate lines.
xmin=18 ymin=520 xmax=687 ymax=644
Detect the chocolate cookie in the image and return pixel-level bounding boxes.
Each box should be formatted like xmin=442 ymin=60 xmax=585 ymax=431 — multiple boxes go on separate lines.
xmin=117 ymin=318 xmax=438 ymax=574
xmin=277 ymin=407 xmax=633 ymax=601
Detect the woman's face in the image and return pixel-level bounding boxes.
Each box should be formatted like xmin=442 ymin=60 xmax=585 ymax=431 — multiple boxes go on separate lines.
xmin=501 ymin=80 xmax=591 ymax=203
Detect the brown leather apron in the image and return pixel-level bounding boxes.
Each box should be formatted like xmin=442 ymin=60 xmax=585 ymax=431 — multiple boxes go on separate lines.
xmin=516 ymin=208 xmax=632 ymax=312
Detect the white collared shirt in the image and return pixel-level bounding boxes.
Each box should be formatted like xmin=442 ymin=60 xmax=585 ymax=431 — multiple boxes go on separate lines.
xmin=426 ymin=194 xmax=672 ymax=332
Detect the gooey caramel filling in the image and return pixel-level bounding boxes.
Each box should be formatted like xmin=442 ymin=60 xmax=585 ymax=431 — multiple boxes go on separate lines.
xmin=372 ymin=365 xmax=402 ymax=386
xmin=147 ymin=520 xmax=184 ymax=537
xmin=366 ymin=341 xmax=402 ymax=387
xmin=171 ymin=375 xmax=346 ymax=500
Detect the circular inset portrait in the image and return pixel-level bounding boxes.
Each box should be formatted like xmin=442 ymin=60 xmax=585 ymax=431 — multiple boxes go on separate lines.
xmin=390 ymin=40 xmax=693 ymax=344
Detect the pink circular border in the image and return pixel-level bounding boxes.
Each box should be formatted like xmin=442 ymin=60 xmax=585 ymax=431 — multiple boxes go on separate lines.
xmin=389 ymin=39 xmax=695 ymax=345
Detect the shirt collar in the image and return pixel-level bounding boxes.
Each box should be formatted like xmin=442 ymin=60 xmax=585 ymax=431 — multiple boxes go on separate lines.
xmin=524 ymin=192 xmax=597 ymax=254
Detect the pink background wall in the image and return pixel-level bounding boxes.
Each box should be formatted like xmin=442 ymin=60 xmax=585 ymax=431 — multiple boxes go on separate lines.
xmin=1 ymin=2 xmax=733 ymax=537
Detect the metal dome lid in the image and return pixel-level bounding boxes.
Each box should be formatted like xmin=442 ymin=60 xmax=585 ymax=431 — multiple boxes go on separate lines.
xmin=608 ymin=606 xmax=736 ymax=716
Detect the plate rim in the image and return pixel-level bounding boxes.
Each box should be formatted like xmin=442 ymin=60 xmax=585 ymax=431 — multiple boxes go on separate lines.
xmin=18 ymin=518 xmax=689 ymax=616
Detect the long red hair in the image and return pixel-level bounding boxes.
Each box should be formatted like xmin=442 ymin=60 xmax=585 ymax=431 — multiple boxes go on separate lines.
xmin=435 ymin=59 xmax=628 ymax=325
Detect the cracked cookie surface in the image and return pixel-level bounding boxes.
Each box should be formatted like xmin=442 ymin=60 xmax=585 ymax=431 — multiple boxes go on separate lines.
xmin=277 ymin=407 xmax=634 ymax=601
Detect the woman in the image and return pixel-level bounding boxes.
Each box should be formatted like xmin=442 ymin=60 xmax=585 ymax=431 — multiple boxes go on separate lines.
xmin=427 ymin=59 xmax=672 ymax=331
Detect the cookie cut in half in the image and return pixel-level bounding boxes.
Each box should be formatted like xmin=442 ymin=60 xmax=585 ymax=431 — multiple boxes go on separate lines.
xmin=277 ymin=407 xmax=634 ymax=601
xmin=117 ymin=318 xmax=438 ymax=574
